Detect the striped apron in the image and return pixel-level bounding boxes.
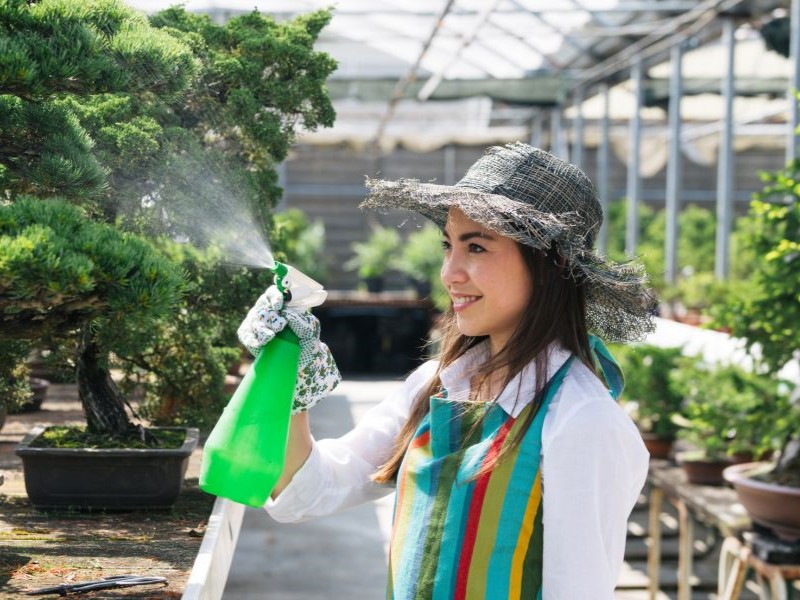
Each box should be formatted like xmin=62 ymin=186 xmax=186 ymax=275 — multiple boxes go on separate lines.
xmin=387 ymin=356 xmax=575 ymax=600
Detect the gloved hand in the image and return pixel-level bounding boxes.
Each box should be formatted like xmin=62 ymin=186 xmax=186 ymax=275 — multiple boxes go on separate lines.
xmin=238 ymin=286 xmax=340 ymax=413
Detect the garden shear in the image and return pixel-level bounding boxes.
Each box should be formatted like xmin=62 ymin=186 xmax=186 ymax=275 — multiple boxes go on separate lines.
xmin=26 ymin=574 xmax=167 ymax=596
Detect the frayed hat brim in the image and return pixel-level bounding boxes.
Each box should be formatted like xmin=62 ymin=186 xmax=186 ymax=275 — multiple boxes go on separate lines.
xmin=361 ymin=176 xmax=657 ymax=343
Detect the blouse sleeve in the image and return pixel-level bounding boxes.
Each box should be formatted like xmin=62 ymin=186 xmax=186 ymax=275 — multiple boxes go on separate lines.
xmin=541 ymin=366 xmax=650 ymax=600
xmin=266 ymin=360 xmax=438 ymax=523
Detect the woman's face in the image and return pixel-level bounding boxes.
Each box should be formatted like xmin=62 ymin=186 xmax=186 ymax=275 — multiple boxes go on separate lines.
xmin=440 ymin=207 xmax=534 ymax=355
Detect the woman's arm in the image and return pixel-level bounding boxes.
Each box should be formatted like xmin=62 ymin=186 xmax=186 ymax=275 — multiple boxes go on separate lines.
xmin=271 ymin=411 xmax=313 ymax=499
xmin=541 ymin=368 xmax=649 ymax=599
xmin=265 ymin=360 xmax=438 ymax=522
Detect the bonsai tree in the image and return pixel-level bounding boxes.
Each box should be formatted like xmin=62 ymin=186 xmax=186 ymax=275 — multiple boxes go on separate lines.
xmin=0 ymin=0 xmax=337 ymax=437
xmin=110 ymin=8 xmax=336 ymax=429
xmin=669 ymin=359 xmax=796 ymax=463
xmin=0 ymin=198 xmax=184 ymax=436
xmin=711 ymin=158 xmax=800 ymax=486
xmin=0 ymin=341 xmax=33 ymax=416
xmin=345 ymin=224 xmax=401 ymax=290
xmin=0 ymin=0 xmax=196 ymax=437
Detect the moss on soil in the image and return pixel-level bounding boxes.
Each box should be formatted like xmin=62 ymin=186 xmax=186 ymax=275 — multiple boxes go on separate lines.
xmin=29 ymin=426 xmax=186 ymax=449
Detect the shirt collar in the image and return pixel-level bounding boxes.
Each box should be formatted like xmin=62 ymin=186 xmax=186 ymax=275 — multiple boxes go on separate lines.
xmin=438 ymin=340 xmax=573 ymax=418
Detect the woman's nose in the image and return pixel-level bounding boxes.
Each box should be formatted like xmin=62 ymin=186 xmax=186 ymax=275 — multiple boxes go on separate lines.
xmin=440 ymin=253 xmax=466 ymax=286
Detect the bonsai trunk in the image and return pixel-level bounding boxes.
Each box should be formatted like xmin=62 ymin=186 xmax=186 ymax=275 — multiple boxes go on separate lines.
xmin=771 ymin=436 xmax=800 ymax=488
xmin=76 ymin=325 xmax=136 ymax=437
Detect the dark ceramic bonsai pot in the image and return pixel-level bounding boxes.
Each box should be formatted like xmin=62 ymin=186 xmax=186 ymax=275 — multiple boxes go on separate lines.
xmin=15 ymin=425 xmax=199 ymax=510
xmin=724 ymin=461 xmax=800 ymax=542
xmin=641 ymin=433 xmax=674 ymax=460
xmin=676 ymin=451 xmax=732 ymax=486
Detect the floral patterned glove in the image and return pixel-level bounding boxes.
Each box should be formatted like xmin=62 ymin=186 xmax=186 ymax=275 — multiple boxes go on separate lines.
xmin=237 ymin=286 xmax=341 ymax=414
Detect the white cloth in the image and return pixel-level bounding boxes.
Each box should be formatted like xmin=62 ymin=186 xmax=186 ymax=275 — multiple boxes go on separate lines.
xmin=266 ymin=342 xmax=650 ymax=599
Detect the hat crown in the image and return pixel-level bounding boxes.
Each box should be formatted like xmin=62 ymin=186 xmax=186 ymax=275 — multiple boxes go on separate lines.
xmin=454 ymin=143 xmax=602 ymax=246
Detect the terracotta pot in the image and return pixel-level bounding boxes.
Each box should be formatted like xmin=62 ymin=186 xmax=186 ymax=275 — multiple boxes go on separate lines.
xmin=641 ymin=433 xmax=674 ymax=460
xmin=724 ymin=462 xmax=800 ymax=542
xmin=677 ymin=451 xmax=732 ymax=486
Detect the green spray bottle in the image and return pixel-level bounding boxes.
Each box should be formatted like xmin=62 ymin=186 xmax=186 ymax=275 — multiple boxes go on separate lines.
xmin=199 ymin=262 xmax=327 ymax=507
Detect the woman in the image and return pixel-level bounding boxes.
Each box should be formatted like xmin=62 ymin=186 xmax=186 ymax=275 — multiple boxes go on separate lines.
xmin=238 ymin=142 xmax=656 ymax=599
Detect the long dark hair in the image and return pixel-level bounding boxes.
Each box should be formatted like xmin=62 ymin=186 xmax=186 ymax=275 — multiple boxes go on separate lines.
xmin=372 ymin=244 xmax=596 ymax=484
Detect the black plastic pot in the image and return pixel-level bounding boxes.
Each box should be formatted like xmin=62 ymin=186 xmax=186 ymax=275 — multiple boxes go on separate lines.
xmin=15 ymin=425 xmax=199 ymax=510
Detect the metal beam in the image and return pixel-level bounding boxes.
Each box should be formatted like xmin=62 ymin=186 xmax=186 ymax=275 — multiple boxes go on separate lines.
xmin=258 ymin=1 xmax=703 ymax=17
xmin=507 ymin=0 xmax=600 ymax=68
xmin=573 ymin=0 xmax=747 ymax=90
xmin=597 ymin=83 xmax=611 ymax=256
xmin=372 ymin=0 xmax=456 ymax=147
xmin=417 ymin=0 xmax=503 ymax=101
xmin=789 ymin=0 xmax=800 ymax=162
xmin=626 ymin=58 xmax=643 ymax=256
xmin=551 ymin=107 xmax=568 ymax=158
xmin=529 ymin=111 xmax=545 ymax=148
xmin=715 ymin=17 xmax=736 ymax=280
xmin=665 ymin=42 xmax=684 ymax=285
xmin=571 ymin=86 xmax=585 ymax=167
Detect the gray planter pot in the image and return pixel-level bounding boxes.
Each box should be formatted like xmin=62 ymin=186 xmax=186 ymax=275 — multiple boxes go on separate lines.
xmin=15 ymin=425 xmax=199 ymax=510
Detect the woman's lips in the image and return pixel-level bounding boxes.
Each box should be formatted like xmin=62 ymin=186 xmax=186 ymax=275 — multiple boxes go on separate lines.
xmin=452 ymin=295 xmax=481 ymax=312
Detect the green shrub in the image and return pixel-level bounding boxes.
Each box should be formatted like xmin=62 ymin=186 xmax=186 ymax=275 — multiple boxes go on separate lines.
xmin=669 ymin=359 xmax=797 ymax=460
xmin=612 ymin=343 xmax=683 ymax=439
xmin=392 ymin=223 xmax=443 ymax=294
xmin=345 ymin=225 xmax=401 ymax=280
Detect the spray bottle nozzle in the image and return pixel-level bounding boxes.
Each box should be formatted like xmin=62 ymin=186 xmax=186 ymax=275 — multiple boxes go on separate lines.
xmin=269 ymin=262 xmax=327 ymax=310
xmin=271 ymin=262 xmax=292 ymax=303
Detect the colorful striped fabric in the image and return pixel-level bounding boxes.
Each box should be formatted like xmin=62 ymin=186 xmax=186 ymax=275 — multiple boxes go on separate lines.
xmin=387 ymin=357 xmax=574 ymax=600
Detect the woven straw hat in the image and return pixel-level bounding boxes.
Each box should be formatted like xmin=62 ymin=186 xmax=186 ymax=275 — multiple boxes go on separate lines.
xmin=361 ymin=142 xmax=656 ymax=343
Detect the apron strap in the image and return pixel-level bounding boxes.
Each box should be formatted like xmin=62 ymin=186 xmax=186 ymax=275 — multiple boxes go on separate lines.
xmin=589 ymin=334 xmax=625 ymax=401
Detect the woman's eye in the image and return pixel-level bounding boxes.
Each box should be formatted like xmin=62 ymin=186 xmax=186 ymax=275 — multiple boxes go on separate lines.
xmin=468 ymin=243 xmax=486 ymax=253
xmin=440 ymin=240 xmax=451 ymax=251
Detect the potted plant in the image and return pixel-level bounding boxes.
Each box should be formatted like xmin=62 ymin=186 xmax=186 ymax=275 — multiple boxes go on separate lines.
xmin=345 ymin=224 xmax=401 ymax=292
xmin=392 ymin=223 xmax=443 ymax=299
xmin=1 ymin=342 xmax=35 ymax=430
xmin=612 ymin=344 xmax=684 ymax=459
xmin=1 ymin=0 xmax=337 ymax=509
xmin=712 ymin=159 xmax=800 ymax=538
xmin=669 ymin=359 xmax=792 ymax=485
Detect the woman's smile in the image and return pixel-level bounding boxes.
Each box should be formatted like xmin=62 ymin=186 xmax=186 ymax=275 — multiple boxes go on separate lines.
xmin=440 ymin=207 xmax=533 ymax=354
xmin=451 ymin=294 xmax=481 ymax=311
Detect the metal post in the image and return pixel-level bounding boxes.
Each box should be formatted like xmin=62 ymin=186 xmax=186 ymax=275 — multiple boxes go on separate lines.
xmin=788 ymin=0 xmax=800 ymax=162
xmin=551 ymin=107 xmax=567 ymax=158
xmin=626 ymin=58 xmax=643 ymax=256
xmin=716 ymin=18 xmax=736 ymax=280
xmin=572 ymin=86 xmax=585 ymax=167
xmin=665 ymin=42 xmax=684 ymax=284
xmin=444 ymin=144 xmax=456 ymax=185
xmin=598 ymin=83 xmax=611 ymax=255
xmin=530 ymin=111 xmax=544 ymax=148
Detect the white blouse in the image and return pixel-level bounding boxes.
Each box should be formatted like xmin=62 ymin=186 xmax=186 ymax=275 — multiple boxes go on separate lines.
xmin=266 ymin=342 xmax=650 ymax=599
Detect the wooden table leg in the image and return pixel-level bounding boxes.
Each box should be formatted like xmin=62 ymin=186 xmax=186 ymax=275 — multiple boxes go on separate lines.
xmin=718 ymin=537 xmax=749 ymax=600
xmin=648 ymin=486 xmax=664 ymax=600
xmin=677 ymin=500 xmax=694 ymax=600
xmin=767 ymin=570 xmax=788 ymax=600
